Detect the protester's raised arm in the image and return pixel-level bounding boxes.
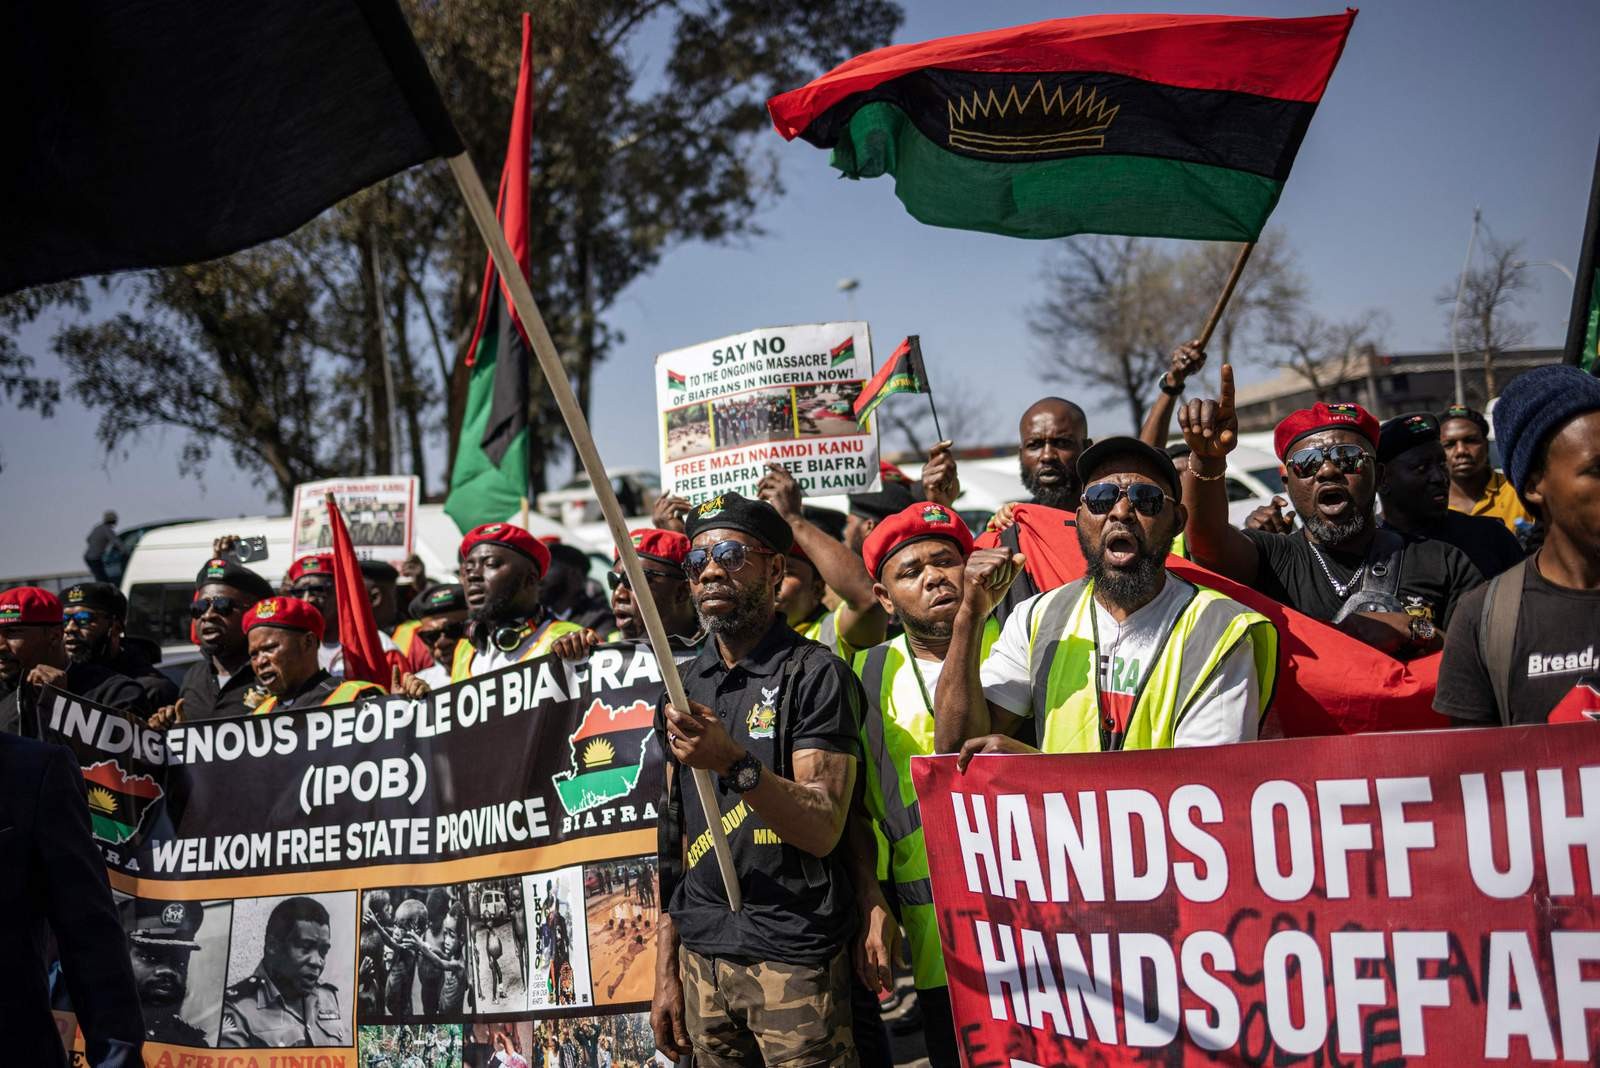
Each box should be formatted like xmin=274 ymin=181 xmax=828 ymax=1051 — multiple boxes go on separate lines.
xmin=1177 ymin=364 xmax=1261 ymax=584
xmin=1139 ymin=341 xmax=1206 ymax=448
xmin=933 ymin=548 xmax=1026 ymax=754
xmin=920 ymin=440 xmax=961 ymax=508
xmin=759 ymin=463 xmax=887 ymax=647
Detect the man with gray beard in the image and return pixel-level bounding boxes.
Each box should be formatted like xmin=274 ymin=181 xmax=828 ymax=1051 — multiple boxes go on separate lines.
xmin=1178 ymin=367 xmax=1481 ymax=656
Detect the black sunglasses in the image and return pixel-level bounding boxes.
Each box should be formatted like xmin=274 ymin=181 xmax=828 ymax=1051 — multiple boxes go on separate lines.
xmin=1286 ymin=444 xmax=1371 ymax=480
xmin=190 ymin=595 xmax=243 ymax=618
xmin=291 ymin=582 xmax=336 ymax=597
xmin=607 ymin=567 xmax=681 ymax=592
xmin=417 ymin=621 xmax=466 ymax=644
xmin=62 ymin=610 xmax=103 ymax=626
xmin=1081 ymin=482 xmax=1173 ymax=517
xmin=682 ymin=541 xmax=777 ymax=581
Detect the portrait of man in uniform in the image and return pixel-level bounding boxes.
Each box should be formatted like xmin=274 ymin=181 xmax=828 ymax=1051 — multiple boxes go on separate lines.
xmin=220 ymin=894 xmax=354 ymax=1048
xmin=128 ymin=899 xmax=209 ymax=1045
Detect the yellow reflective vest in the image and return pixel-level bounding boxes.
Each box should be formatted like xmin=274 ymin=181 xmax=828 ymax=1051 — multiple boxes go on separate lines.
xmin=449 ymin=618 xmax=585 ymax=682
xmin=855 ymin=622 xmax=999 ymax=990
xmin=1023 ymin=578 xmax=1277 ymax=753
xmin=253 ymin=679 xmax=383 ymax=715
xmin=795 ymin=604 xmax=859 ymax=665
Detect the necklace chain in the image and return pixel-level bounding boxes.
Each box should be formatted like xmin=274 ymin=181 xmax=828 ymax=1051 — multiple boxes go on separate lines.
xmin=1309 ymin=542 xmax=1363 ymax=599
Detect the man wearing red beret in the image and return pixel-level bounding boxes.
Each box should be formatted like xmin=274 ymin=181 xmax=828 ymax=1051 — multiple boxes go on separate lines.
xmin=847 ymin=502 xmax=995 ymax=1068
xmin=550 ymin=528 xmax=702 ymax=662
xmin=285 ymin=554 xmax=402 ymax=679
xmin=0 ymin=586 xmax=151 ymax=735
xmin=243 ymin=598 xmax=383 ymax=714
xmin=450 ymin=523 xmax=586 ymax=681
xmin=1178 ymin=368 xmax=1481 ymax=656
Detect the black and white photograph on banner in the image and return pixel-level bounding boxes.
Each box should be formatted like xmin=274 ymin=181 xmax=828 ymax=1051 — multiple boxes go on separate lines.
xmin=358 ymin=885 xmax=473 ymax=1021
xmin=662 ymin=401 xmax=714 ymax=462
xmin=464 ymin=875 xmax=529 ymax=1014
xmin=531 ymin=1012 xmax=657 ymax=1068
xmin=357 ymin=1022 xmax=463 ymax=1067
xmin=583 ymin=856 xmax=658 ymax=1006
xmin=116 ymin=894 xmax=233 ymax=1047
xmin=220 ymin=891 xmax=357 ymax=1047
xmin=711 ymin=388 xmax=795 ymax=449
xmin=795 ymin=380 xmax=866 ymax=437
xmin=463 ymin=1021 xmax=535 ymax=1068
xmin=522 ymin=865 xmax=593 ymax=1011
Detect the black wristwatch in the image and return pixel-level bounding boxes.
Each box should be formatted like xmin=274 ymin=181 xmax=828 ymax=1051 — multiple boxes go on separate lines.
xmin=1158 ymin=372 xmax=1185 ymax=396
xmin=720 ymin=752 xmax=763 ymax=794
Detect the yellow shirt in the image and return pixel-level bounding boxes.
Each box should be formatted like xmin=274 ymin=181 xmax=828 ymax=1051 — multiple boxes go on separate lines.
xmin=1455 ymin=470 xmax=1531 ymax=535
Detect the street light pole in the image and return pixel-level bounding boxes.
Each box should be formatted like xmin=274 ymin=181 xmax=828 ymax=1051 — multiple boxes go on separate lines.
xmin=1449 ymin=207 xmax=1481 ymax=406
xmin=1514 ymin=259 xmax=1576 ymax=284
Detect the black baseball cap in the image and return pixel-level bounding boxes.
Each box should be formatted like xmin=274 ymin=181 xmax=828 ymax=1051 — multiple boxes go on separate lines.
xmin=1076 ymin=436 xmax=1183 ymax=498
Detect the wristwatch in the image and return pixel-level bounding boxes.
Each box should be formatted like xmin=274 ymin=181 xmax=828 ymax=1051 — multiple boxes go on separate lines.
xmin=1158 ymin=372 xmax=1185 ymax=396
xmin=720 ymin=752 xmax=763 ymax=794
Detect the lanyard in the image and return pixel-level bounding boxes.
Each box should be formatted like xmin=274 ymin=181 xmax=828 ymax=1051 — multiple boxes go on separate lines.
xmin=901 ymin=633 xmax=937 ymax=714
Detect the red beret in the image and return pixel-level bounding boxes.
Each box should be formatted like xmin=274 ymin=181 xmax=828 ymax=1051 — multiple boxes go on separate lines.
xmin=243 ymin=596 xmax=325 ymax=642
xmin=458 ymin=523 xmax=550 ymax=576
xmin=879 ymin=459 xmax=912 ymax=486
xmin=862 ymin=503 xmax=974 ymax=580
xmin=0 ymin=586 xmax=63 ymax=626
xmin=617 ymin=528 xmax=689 ymax=568
xmin=1273 ymin=401 xmax=1380 ymax=461
xmin=287 ymin=554 xmax=335 ymax=583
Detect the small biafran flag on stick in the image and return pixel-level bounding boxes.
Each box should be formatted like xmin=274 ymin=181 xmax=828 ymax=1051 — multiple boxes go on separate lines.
xmin=767 ymin=11 xmax=1356 ymax=242
xmin=854 ymin=335 xmax=933 ymax=429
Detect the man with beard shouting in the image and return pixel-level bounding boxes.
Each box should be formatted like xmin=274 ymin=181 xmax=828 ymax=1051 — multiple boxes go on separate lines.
xmin=449 ymin=524 xmax=586 ymax=681
xmin=848 ymin=502 xmax=996 ymax=1068
xmin=1179 ymin=366 xmax=1482 ymax=656
xmin=936 ymin=436 xmax=1276 ymax=759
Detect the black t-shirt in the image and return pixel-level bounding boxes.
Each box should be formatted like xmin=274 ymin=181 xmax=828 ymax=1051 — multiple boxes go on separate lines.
xmin=1242 ymin=528 xmax=1483 ymax=628
xmin=664 ymin=619 xmax=863 ymax=965
xmin=1383 ymin=512 xmax=1524 ymax=580
xmin=1435 ymin=560 xmax=1600 ymax=725
xmin=178 ymin=657 xmax=263 ymax=721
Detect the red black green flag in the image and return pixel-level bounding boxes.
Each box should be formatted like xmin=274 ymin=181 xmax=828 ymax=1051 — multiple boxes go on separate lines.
xmin=830 ymin=336 xmax=857 ymax=367
xmin=767 ymin=12 xmax=1356 ymax=242
xmin=82 ymin=760 xmax=163 ymax=845
xmin=854 ymin=335 xmax=930 ymax=426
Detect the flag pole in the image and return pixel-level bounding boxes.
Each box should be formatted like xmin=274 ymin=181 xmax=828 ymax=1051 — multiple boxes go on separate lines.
xmin=1196 ymin=242 xmax=1255 ymax=350
xmin=446 ymin=151 xmax=743 ymax=912
xmin=926 ymin=392 xmax=944 ymax=445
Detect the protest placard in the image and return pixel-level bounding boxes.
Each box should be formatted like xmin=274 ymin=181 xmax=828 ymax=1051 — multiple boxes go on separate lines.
xmin=913 ymin=726 xmax=1600 ymax=1066
xmin=44 ymin=645 xmax=666 ymax=1065
xmin=292 ymin=476 xmax=419 ymax=566
xmin=656 ymin=322 xmax=881 ymax=502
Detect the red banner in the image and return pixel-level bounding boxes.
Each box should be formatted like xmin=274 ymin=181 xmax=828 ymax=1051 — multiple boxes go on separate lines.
xmin=912 ymin=725 xmax=1600 ymax=1066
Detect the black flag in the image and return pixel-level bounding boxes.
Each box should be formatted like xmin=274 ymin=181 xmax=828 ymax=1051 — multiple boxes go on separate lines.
xmin=1 ymin=0 xmax=463 ymax=296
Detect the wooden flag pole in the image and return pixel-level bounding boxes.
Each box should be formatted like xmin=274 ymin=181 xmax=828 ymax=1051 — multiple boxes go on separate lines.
xmin=446 ymin=151 xmax=744 ymax=912
xmin=1196 ymin=242 xmax=1255 ymax=350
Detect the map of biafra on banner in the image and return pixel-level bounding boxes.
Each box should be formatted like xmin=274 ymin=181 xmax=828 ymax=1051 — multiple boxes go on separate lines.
xmin=656 ymin=321 xmax=882 ymax=502
xmin=43 ymin=645 xmax=669 ymax=1068
xmin=912 ymin=725 xmax=1600 ymax=1067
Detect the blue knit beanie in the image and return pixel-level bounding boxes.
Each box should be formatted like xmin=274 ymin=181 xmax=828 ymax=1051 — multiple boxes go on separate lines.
xmin=1493 ymin=365 xmax=1600 ymax=494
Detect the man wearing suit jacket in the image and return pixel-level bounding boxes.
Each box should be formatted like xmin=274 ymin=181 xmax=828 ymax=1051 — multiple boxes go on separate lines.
xmin=0 ymin=730 xmax=143 ymax=1066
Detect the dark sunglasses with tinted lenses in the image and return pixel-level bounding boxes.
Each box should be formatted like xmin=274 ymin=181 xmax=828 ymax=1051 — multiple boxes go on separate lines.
xmin=292 ymin=582 xmax=336 ymax=597
xmin=190 ymin=595 xmax=243 ymax=618
xmin=1081 ymin=482 xmax=1173 ymax=517
xmin=682 ymin=541 xmax=777 ymax=581
xmin=62 ymin=610 xmax=102 ymax=626
xmin=1285 ymin=444 xmax=1372 ymax=479
xmin=607 ymin=567 xmax=682 ymax=592
xmin=417 ymin=621 xmax=466 ymax=644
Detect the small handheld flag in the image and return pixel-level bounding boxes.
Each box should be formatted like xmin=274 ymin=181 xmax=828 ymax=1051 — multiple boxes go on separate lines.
xmin=854 ymin=335 xmax=938 ymax=436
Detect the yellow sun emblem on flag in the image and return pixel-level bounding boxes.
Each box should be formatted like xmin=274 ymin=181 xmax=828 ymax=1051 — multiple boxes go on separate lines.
xmin=581 ymin=738 xmax=616 ymax=770
xmin=86 ymin=786 xmax=118 ymax=815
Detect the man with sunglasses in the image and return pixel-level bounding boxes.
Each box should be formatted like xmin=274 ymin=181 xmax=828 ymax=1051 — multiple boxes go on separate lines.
xmin=406 ymin=583 xmax=469 ymax=689
xmin=160 ymin=558 xmax=276 ymax=726
xmin=61 ymin=581 xmax=179 ymax=706
xmin=1 ymin=586 xmax=153 ymax=735
xmin=653 ymin=492 xmax=865 ymax=1067
xmin=937 ymin=438 xmax=1275 ymax=762
xmin=286 ymin=554 xmax=402 ymax=678
xmin=450 ymin=524 xmax=586 ymax=681
xmin=552 ymin=529 xmax=703 ymax=663
xmin=1179 ymin=369 xmax=1481 ymax=656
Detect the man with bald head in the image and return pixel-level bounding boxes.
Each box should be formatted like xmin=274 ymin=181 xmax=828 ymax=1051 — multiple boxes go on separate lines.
xmin=1018 ymin=396 xmax=1091 ymax=511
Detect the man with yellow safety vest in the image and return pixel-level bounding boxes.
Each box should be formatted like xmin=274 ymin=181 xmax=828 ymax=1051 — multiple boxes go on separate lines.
xmin=848 ymin=501 xmax=996 ymax=1068
xmin=936 ymin=436 xmax=1277 ymax=763
xmin=242 ymin=598 xmax=383 ymax=714
xmin=449 ymin=523 xmax=586 ymax=682
xmin=755 ymin=463 xmax=887 ymax=663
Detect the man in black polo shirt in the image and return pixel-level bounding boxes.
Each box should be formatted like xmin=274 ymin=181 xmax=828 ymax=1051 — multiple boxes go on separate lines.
xmin=1375 ymin=413 xmax=1524 ymax=579
xmin=1179 ymin=369 xmax=1482 ymax=657
xmin=154 ymin=558 xmax=274 ymax=726
xmin=652 ymin=492 xmax=863 ymax=1067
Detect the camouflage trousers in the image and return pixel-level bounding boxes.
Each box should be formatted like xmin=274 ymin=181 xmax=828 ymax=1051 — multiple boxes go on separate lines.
xmin=680 ymin=945 xmax=858 ymax=1067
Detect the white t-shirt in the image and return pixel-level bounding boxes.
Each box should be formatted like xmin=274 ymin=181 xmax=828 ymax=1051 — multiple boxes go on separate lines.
xmin=318 ymin=631 xmax=399 ymax=676
xmin=980 ymin=576 xmax=1260 ymax=748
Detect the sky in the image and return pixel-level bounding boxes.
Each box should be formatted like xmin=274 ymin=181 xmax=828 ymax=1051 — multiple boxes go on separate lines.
xmin=4 ymin=0 xmax=1598 ymax=577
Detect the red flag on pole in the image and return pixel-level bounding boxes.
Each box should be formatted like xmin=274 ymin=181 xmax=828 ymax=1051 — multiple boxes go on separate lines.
xmin=325 ymin=493 xmax=387 ymax=687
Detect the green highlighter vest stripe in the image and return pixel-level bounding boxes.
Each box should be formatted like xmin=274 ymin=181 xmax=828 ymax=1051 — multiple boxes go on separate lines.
xmin=1025 ymin=578 xmax=1277 ymax=753
xmin=855 ymin=622 xmax=999 ymax=990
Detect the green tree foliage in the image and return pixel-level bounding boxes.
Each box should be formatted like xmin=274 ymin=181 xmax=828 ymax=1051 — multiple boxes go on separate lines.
xmin=52 ymin=0 xmax=902 ymax=504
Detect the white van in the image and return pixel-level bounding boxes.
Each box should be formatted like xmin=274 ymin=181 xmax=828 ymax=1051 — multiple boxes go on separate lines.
xmin=119 ymin=504 xmax=597 ymax=655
